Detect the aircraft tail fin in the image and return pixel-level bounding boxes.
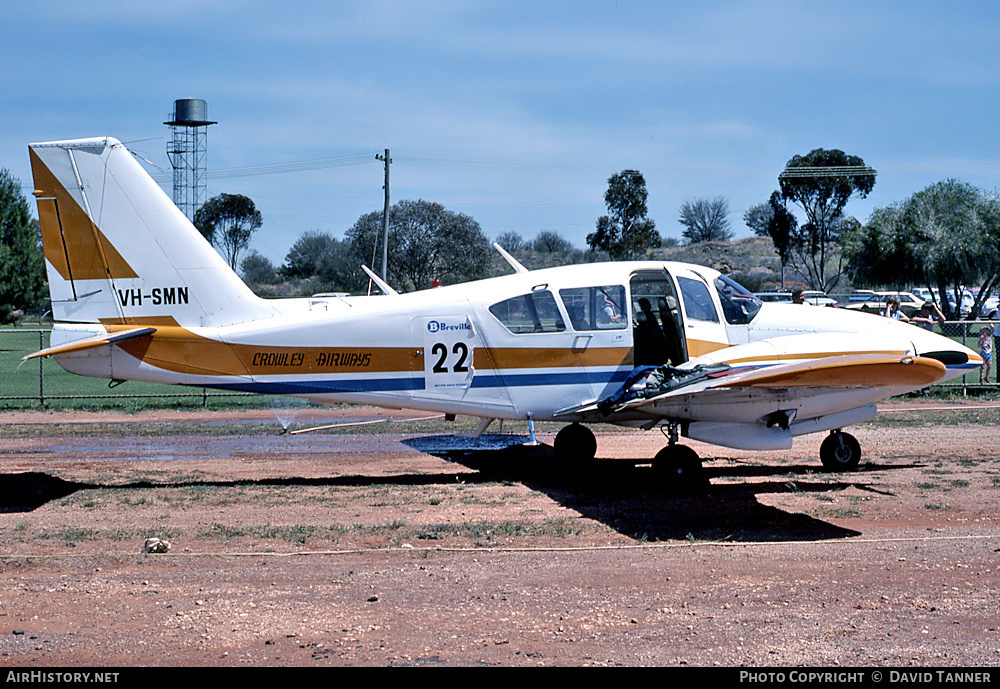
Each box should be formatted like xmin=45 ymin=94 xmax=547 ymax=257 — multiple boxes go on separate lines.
xmin=29 ymin=137 xmax=273 ymax=328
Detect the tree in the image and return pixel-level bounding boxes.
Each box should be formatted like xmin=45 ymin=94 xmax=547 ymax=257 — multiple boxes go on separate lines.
xmin=283 ymin=231 xmax=339 ymax=279
xmin=743 ymin=202 xmax=773 ymax=238
xmin=347 ymin=199 xmax=491 ymax=292
xmin=844 ymin=179 xmax=1000 ymax=319
xmin=779 ymin=149 xmax=875 ymax=291
xmin=193 ymin=193 xmax=263 ymax=270
xmin=678 ymin=196 xmax=733 ymax=243
xmin=587 ymin=170 xmax=660 ymax=259
xmin=0 ymin=169 xmax=46 ymax=322
xmin=281 ymin=230 xmax=359 ymax=292
xmin=494 ymin=231 xmax=526 ymax=254
xmin=766 ymin=192 xmax=798 ymax=288
xmin=314 ymin=237 xmax=359 ymax=293
xmin=240 ymin=250 xmax=277 ymax=285
xmin=532 ymin=230 xmax=573 ymax=254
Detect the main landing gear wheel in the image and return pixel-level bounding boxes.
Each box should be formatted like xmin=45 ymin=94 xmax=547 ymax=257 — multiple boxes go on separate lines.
xmin=652 ymin=444 xmax=706 ymax=492
xmin=819 ymin=430 xmax=862 ymax=472
xmin=554 ymin=423 xmax=597 ymax=464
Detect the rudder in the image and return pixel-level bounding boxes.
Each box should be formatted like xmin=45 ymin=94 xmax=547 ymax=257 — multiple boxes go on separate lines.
xmin=29 ymin=137 xmax=272 ymax=328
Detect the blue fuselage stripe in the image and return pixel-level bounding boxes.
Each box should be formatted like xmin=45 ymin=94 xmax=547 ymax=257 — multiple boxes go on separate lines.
xmin=200 ymin=368 xmax=632 ymax=396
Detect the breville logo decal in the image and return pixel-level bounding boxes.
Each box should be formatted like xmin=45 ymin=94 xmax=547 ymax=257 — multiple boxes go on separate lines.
xmin=427 ymin=320 xmax=470 ymax=333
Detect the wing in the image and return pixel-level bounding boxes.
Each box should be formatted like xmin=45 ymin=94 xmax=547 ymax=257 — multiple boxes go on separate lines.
xmin=577 ymin=353 xmax=944 ymax=416
xmin=568 ymin=350 xmax=947 ymax=451
xmin=673 ymin=352 xmax=945 ymax=394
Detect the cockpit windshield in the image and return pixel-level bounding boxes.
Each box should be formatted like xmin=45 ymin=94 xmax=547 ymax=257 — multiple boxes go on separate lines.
xmin=714 ymin=275 xmax=762 ymax=325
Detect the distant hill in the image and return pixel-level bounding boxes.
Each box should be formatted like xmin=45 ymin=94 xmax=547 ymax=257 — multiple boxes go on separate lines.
xmin=487 ymin=236 xmax=793 ymax=292
xmin=652 ymin=236 xmax=787 ymax=291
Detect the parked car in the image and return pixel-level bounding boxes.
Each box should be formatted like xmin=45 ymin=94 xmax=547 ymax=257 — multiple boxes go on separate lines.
xmin=941 ymin=290 xmax=974 ymax=317
xmin=801 ymin=290 xmax=837 ymax=306
xmin=985 ymin=299 xmax=999 ymax=320
xmin=844 ymin=291 xmax=925 ymax=318
xmin=755 ymin=292 xmax=793 ymax=303
xmin=754 ymin=290 xmax=837 ymax=306
xmin=910 ymin=287 xmax=974 ymax=317
xmin=978 ymin=293 xmax=998 ymax=319
xmin=968 ymin=287 xmax=998 ymax=319
xmin=847 ymin=289 xmax=877 ymax=302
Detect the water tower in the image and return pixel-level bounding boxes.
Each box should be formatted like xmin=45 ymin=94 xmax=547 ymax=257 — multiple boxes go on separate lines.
xmin=165 ymin=98 xmax=216 ymax=220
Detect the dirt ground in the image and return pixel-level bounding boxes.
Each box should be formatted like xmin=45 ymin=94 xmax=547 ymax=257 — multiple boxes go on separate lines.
xmin=0 ymin=401 xmax=998 ymax=667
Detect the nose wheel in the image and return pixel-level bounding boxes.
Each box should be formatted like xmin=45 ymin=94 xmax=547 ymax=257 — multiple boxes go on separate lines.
xmin=819 ymin=430 xmax=862 ymax=471
xmin=553 ymin=423 xmax=598 ymax=464
xmin=652 ymin=443 xmax=706 ymax=491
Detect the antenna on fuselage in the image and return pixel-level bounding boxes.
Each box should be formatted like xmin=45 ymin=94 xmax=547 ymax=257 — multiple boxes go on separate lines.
xmin=493 ymin=242 xmax=529 ymax=274
xmin=361 ymin=264 xmax=399 ymax=296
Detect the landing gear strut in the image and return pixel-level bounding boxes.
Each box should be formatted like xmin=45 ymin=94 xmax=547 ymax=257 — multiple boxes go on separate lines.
xmin=652 ymin=422 xmax=706 ymax=491
xmin=819 ymin=430 xmax=862 ymax=471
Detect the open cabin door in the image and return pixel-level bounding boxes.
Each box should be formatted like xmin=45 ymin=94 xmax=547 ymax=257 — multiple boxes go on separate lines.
xmin=629 ymin=269 xmax=687 ymax=367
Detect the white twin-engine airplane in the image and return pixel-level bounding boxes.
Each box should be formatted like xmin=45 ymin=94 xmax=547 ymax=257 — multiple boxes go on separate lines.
xmin=26 ymin=137 xmax=982 ymax=487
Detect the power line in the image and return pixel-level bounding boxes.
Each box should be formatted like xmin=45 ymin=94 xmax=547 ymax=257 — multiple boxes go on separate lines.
xmin=779 ymin=165 xmax=877 ymax=179
xmin=151 ymin=152 xmax=379 ymax=184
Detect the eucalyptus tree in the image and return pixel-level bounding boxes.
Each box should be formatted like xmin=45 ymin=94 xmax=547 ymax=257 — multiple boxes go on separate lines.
xmin=587 ymin=170 xmax=660 ymax=260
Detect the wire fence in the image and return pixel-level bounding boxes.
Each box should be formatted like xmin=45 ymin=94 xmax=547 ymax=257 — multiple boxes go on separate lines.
xmin=937 ymin=320 xmax=998 ymax=392
xmin=1 ymin=323 xmax=997 ymax=408
xmin=0 ymin=329 xmax=252 ymax=409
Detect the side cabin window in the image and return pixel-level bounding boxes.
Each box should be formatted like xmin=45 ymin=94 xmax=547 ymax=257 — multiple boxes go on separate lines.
xmin=559 ymin=285 xmax=627 ymax=331
xmin=489 ymin=290 xmax=566 ymax=334
xmin=677 ymin=276 xmax=719 ymax=323
xmin=714 ymin=275 xmax=762 ymax=325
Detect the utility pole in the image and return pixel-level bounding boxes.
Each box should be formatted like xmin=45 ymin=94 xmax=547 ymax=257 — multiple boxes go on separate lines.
xmin=375 ymin=149 xmax=391 ymax=281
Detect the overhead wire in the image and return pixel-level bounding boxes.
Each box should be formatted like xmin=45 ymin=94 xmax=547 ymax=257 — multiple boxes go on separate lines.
xmin=150 ymin=152 xmax=380 ymax=185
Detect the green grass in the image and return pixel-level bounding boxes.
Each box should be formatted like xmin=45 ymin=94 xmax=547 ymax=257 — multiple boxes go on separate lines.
xmin=868 ymin=406 xmax=1000 ymax=429
xmin=809 ymin=507 xmax=861 ymax=519
xmin=198 ymin=523 xmax=320 ymax=544
xmin=0 ymin=327 xmax=265 ymax=411
xmin=35 ymin=526 xmax=98 ymax=546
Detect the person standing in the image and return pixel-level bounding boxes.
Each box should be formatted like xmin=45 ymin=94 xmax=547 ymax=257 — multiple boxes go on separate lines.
xmin=979 ymin=325 xmax=993 ymax=384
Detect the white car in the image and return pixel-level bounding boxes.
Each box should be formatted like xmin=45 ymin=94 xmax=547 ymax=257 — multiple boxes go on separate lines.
xmin=802 ymin=290 xmax=837 ymax=307
xmin=978 ymin=293 xmax=998 ymax=320
xmin=755 ymin=292 xmax=793 ymax=303
xmin=910 ymin=288 xmax=974 ymax=317
xmin=845 ymin=291 xmax=925 ymax=318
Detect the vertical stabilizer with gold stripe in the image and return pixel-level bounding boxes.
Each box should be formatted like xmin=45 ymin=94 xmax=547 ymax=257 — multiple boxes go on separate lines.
xmin=29 ymin=137 xmax=275 ymax=329
xmin=30 ymin=141 xmax=132 ymax=323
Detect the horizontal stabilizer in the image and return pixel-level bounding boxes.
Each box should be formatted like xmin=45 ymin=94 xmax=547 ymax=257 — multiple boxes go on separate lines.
xmin=23 ymin=327 xmax=156 ymax=361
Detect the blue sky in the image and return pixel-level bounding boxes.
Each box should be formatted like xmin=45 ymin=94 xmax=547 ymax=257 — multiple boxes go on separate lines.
xmin=4 ymin=1 xmax=998 ymax=266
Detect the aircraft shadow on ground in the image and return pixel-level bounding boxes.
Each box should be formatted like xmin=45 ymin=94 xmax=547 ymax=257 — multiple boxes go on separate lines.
xmin=0 ymin=432 xmax=914 ymax=543
xmin=401 ymin=435 xmax=916 ymax=543
xmin=0 ymin=470 xmax=496 ymax=515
